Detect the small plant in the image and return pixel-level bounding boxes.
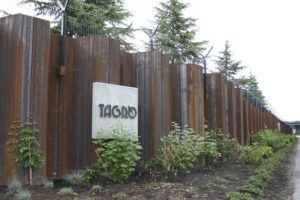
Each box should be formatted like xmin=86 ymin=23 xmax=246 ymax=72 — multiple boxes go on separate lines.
xmin=92 ymin=122 xmax=142 ymax=182
xmin=58 ymin=187 xmax=73 ymax=195
xmin=7 ymin=178 xmax=22 ymax=194
xmin=7 ymin=115 xmax=42 ymax=185
xmin=240 ymin=144 xmax=273 ymax=164
xmin=84 ymin=162 xmax=102 ymax=183
xmin=44 ymin=179 xmax=54 ymax=188
xmin=16 ymin=189 xmax=32 ymax=200
xmin=241 ymin=184 xmax=263 ymax=197
xmin=225 ymin=191 xmax=253 ymax=200
xmin=66 ymin=170 xmax=85 ymax=185
xmin=91 ymin=185 xmax=102 ymax=191
xmin=158 ymin=122 xmax=204 ymax=175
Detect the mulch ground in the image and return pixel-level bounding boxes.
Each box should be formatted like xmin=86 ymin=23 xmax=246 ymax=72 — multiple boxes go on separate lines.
xmin=0 ymin=143 xmax=297 ymax=200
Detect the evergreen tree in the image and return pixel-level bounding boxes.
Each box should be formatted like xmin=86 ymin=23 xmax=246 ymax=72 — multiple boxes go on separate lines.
xmin=153 ymin=0 xmax=207 ymax=64
xmin=215 ymin=41 xmax=244 ymax=81
xmin=236 ymin=74 xmax=266 ymax=105
xmin=21 ymin=0 xmax=135 ymax=51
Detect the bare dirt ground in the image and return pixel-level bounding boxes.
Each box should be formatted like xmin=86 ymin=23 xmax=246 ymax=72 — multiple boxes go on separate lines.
xmin=0 ymin=143 xmax=296 ymax=200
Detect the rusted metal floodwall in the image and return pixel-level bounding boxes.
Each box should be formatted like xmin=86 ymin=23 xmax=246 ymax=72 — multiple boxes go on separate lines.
xmin=0 ymin=14 xmax=50 ymax=184
xmin=47 ymin=35 xmax=121 ymax=178
xmin=170 ymin=64 xmax=205 ymax=135
xmin=120 ymin=52 xmax=171 ymax=161
xmin=204 ymin=74 xmax=226 ymax=133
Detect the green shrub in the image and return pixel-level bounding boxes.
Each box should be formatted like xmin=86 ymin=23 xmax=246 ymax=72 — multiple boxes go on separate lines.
xmin=240 ymin=145 xmax=273 ymax=164
xmin=203 ymin=130 xmax=221 ymax=164
xmin=252 ymin=129 xmax=296 ymax=151
xmin=91 ymin=185 xmax=102 ymax=191
xmin=93 ymin=122 xmax=142 ymax=182
xmin=241 ymin=184 xmax=263 ymax=197
xmin=58 ymin=187 xmax=73 ymax=195
xmin=84 ymin=162 xmax=102 ymax=183
xmin=225 ymin=191 xmax=253 ymax=200
xmin=66 ymin=170 xmax=85 ymax=185
xmin=248 ymin=176 xmax=264 ymax=188
xmin=16 ymin=189 xmax=32 ymax=200
xmin=158 ymin=122 xmax=204 ymax=175
xmin=7 ymin=178 xmax=22 ymax=194
xmin=44 ymin=179 xmax=54 ymax=188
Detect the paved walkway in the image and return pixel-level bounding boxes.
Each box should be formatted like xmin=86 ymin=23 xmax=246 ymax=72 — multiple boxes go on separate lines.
xmin=293 ymin=136 xmax=300 ymax=200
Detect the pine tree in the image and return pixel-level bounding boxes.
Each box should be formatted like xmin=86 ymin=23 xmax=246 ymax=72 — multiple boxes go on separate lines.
xmin=236 ymin=74 xmax=266 ymax=105
xmin=21 ymin=0 xmax=135 ymax=51
xmin=153 ymin=0 xmax=207 ymax=64
xmin=215 ymin=41 xmax=244 ymax=81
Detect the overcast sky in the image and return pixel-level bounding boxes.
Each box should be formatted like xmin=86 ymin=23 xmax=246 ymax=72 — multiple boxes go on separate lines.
xmin=1 ymin=0 xmax=299 ymax=121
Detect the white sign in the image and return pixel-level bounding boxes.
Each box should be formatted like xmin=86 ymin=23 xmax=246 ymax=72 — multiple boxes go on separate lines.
xmin=92 ymin=82 xmax=138 ymax=138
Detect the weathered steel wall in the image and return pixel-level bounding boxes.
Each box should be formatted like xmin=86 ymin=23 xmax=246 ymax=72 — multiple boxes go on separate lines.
xmin=170 ymin=64 xmax=205 ymax=135
xmin=0 ymin=14 xmax=50 ymax=184
xmin=205 ymin=74 xmax=226 ymax=133
xmin=0 ymin=14 xmax=293 ymax=184
xmin=121 ymin=52 xmax=171 ymax=161
xmin=47 ymin=35 xmax=121 ymax=178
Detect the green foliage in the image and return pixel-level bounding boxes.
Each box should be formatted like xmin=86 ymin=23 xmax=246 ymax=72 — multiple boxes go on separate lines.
xmin=84 ymin=162 xmax=102 ymax=183
xmin=241 ymin=184 xmax=263 ymax=197
xmin=252 ymin=129 xmax=296 ymax=151
xmin=152 ymin=0 xmax=207 ymax=64
xmin=58 ymin=187 xmax=73 ymax=196
xmin=215 ymin=41 xmax=245 ymax=81
xmin=202 ymin=130 xmax=221 ymax=164
xmin=158 ymin=122 xmax=204 ymax=175
xmin=225 ymin=191 xmax=253 ymax=200
xmin=247 ymin=176 xmax=264 ymax=189
xmin=44 ymin=179 xmax=54 ymax=188
xmin=7 ymin=178 xmax=22 ymax=194
xmin=240 ymin=145 xmax=273 ymax=164
xmin=21 ymin=0 xmax=135 ymax=51
xmin=16 ymin=189 xmax=32 ymax=200
xmin=66 ymin=170 xmax=85 ymax=185
xmin=92 ymin=122 xmax=142 ymax=182
xmin=235 ymin=74 xmax=266 ymax=105
xmin=7 ymin=115 xmax=42 ymax=170
xmin=91 ymin=185 xmax=102 ymax=191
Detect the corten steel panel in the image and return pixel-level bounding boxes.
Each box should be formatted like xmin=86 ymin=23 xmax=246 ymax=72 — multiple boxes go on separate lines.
xmin=120 ymin=51 xmax=133 ymax=86
xmin=235 ymin=88 xmax=244 ymax=145
xmin=129 ymin=52 xmax=171 ymax=161
xmin=227 ymin=82 xmax=236 ymax=139
xmin=46 ymin=34 xmax=61 ymax=178
xmin=204 ymin=74 xmax=226 ymax=133
xmin=243 ymin=100 xmax=250 ymax=145
xmin=0 ymin=14 xmax=50 ymax=184
xmin=170 ymin=64 xmax=204 ymax=136
xmin=49 ymin=35 xmax=121 ymax=178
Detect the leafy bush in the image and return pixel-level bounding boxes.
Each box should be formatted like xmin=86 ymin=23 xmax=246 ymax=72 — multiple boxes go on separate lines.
xmin=44 ymin=179 xmax=54 ymax=188
xmin=7 ymin=178 xmax=22 ymax=194
xmin=240 ymin=145 xmax=273 ymax=164
xmin=92 ymin=123 xmax=142 ymax=182
xmin=84 ymin=162 xmax=102 ymax=183
xmin=58 ymin=187 xmax=73 ymax=195
xmin=66 ymin=170 xmax=85 ymax=185
xmin=159 ymin=122 xmax=204 ymax=175
xmin=225 ymin=191 xmax=253 ymax=200
xmin=16 ymin=189 xmax=32 ymax=200
xmin=252 ymin=129 xmax=296 ymax=151
xmin=202 ymin=130 xmax=221 ymax=164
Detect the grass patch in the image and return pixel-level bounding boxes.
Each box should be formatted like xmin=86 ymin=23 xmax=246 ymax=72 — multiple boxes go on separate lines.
xmin=7 ymin=178 xmax=22 ymax=194
xmin=44 ymin=179 xmax=54 ymax=188
xmin=225 ymin=191 xmax=254 ymax=200
xmin=16 ymin=189 xmax=32 ymax=200
xmin=66 ymin=170 xmax=85 ymax=185
xmin=58 ymin=187 xmax=73 ymax=196
xmin=91 ymin=185 xmax=102 ymax=191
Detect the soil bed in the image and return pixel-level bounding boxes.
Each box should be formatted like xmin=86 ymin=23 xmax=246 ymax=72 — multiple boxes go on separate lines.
xmin=0 ymin=144 xmax=296 ymax=200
